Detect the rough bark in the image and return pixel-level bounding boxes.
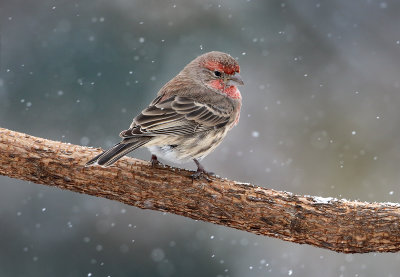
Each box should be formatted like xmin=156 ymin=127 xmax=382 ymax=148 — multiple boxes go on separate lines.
xmin=0 ymin=127 xmax=400 ymax=254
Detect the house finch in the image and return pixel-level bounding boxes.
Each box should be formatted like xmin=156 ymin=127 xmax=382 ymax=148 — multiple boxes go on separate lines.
xmin=86 ymin=51 xmax=244 ymax=178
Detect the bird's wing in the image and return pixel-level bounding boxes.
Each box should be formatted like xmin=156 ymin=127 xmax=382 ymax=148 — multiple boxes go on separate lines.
xmin=119 ymin=95 xmax=233 ymax=138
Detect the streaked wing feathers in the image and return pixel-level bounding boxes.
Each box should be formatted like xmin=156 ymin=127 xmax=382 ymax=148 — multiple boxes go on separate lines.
xmin=120 ymin=95 xmax=232 ymax=138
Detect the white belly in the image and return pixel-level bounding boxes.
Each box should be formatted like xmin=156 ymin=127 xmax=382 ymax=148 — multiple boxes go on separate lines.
xmin=144 ymin=130 xmax=227 ymax=163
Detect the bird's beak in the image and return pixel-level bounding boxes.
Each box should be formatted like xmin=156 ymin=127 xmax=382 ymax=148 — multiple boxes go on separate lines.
xmin=227 ymin=73 xmax=244 ymax=86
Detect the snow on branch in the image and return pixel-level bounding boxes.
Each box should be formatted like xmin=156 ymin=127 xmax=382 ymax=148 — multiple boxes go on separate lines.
xmin=1 ymin=127 xmax=400 ymax=253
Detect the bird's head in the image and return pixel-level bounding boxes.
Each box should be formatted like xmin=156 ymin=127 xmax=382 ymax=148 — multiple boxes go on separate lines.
xmin=186 ymin=51 xmax=244 ymax=99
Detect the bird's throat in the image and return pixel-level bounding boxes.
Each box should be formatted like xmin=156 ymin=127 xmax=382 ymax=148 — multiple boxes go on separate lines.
xmin=209 ymin=80 xmax=242 ymax=100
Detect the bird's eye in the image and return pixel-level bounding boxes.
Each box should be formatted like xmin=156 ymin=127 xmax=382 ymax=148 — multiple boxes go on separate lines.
xmin=214 ymin=71 xmax=222 ymax=77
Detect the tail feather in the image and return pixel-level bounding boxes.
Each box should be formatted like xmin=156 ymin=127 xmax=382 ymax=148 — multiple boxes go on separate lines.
xmin=85 ymin=138 xmax=150 ymax=167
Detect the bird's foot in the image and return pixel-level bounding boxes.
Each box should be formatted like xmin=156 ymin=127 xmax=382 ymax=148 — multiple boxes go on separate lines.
xmin=191 ymin=170 xmax=214 ymax=182
xmin=191 ymin=159 xmax=215 ymax=182
xmin=150 ymin=155 xmax=162 ymax=168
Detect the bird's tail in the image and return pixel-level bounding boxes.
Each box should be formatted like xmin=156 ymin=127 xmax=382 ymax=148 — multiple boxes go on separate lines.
xmin=85 ymin=138 xmax=151 ymax=167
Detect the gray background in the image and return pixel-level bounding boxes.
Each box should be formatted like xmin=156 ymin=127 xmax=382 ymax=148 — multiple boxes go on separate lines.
xmin=1 ymin=0 xmax=400 ymax=276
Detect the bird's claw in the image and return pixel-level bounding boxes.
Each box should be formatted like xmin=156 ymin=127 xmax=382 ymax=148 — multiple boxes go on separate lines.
xmin=191 ymin=169 xmax=215 ymax=182
xmin=151 ymin=155 xmax=162 ymax=168
xmin=191 ymin=158 xmax=215 ymax=182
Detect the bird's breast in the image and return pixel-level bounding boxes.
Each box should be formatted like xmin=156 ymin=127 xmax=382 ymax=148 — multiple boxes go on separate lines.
xmin=146 ymin=129 xmax=228 ymax=163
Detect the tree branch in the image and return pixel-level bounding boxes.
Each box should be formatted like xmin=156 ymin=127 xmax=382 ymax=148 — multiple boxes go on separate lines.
xmin=1 ymin=127 xmax=400 ymax=253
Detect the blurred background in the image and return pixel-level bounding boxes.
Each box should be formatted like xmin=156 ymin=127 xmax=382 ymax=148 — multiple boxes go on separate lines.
xmin=1 ymin=0 xmax=400 ymax=276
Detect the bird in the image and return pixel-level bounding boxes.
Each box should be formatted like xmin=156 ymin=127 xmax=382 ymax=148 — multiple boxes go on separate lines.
xmin=86 ymin=51 xmax=244 ymax=178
